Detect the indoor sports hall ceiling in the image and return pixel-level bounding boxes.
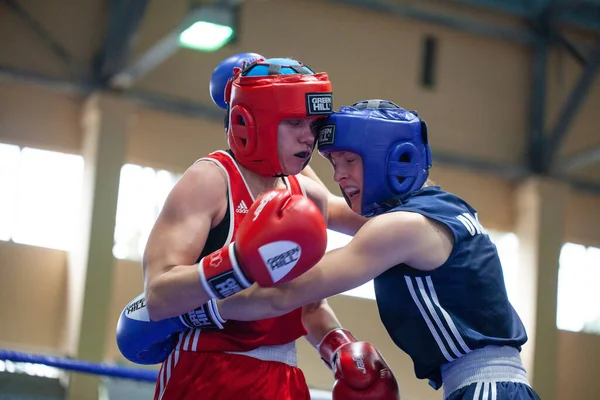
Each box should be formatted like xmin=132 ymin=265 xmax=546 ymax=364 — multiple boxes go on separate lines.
xmin=0 ymin=0 xmax=599 ymax=193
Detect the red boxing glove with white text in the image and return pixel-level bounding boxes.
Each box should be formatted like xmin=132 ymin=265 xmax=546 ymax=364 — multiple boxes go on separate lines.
xmin=318 ymin=329 xmax=401 ymax=400
xmin=198 ymin=189 xmax=327 ymax=299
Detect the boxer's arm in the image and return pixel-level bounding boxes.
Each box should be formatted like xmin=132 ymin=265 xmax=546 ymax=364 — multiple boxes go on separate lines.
xmin=299 ymin=174 xmax=348 ymax=346
xmin=299 ymin=172 xmax=328 ymax=221
xmin=299 ymin=165 xmax=327 ymax=188
xmin=302 ymin=300 xmax=401 ymax=399
xmin=298 ymin=170 xmax=367 ymax=236
xmin=301 ymin=300 xmax=343 ymax=347
xmin=218 ymin=211 xmax=439 ymax=321
xmin=327 ymin=194 xmax=367 ymax=236
xmin=143 ymin=161 xmax=227 ymax=321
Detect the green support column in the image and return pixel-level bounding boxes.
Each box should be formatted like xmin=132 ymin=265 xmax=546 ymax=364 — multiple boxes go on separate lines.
xmin=515 ymin=177 xmax=569 ymax=400
xmin=62 ymin=93 xmax=135 ymax=400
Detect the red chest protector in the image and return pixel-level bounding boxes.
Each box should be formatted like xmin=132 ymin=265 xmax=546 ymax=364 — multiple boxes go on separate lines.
xmin=175 ymin=150 xmax=307 ymax=353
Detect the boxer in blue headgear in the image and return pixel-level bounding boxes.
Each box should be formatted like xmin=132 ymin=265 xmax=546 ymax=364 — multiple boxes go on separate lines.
xmin=218 ymin=99 xmax=541 ymax=400
xmin=317 ymin=99 xmax=432 ymax=216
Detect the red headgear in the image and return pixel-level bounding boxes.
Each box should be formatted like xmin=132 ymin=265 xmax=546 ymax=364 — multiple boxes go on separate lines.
xmin=224 ymin=58 xmax=333 ymax=176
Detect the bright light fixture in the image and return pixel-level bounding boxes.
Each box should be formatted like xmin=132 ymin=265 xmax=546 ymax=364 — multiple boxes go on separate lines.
xmin=178 ymin=6 xmax=236 ymax=52
xmin=179 ymin=21 xmax=234 ymax=52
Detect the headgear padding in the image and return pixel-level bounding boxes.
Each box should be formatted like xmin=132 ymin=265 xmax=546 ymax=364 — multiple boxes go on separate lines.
xmin=317 ymin=100 xmax=432 ymax=217
xmin=224 ymin=58 xmax=333 ymax=176
xmin=210 ymin=52 xmax=264 ymax=110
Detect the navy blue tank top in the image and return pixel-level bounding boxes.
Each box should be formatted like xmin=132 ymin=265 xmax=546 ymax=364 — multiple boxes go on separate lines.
xmin=374 ymin=186 xmax=527 ymax=389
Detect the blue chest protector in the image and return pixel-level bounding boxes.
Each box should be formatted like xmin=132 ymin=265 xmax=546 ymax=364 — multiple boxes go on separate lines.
xmin=373 ymin=186 xmax=527 ymax=389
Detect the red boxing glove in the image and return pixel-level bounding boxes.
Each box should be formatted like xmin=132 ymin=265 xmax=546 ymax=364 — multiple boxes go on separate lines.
xmin=318 ymin=329 xmax=401 ymax=400
xmin=198 ymin=189 xmax=327 ymax=299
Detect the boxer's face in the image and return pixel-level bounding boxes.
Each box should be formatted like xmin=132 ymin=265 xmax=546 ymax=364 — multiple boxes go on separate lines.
xmin=329 ymin=151 xmax=363 ymax=214
xmin=277 ymin=118 xmax=319 ymax=175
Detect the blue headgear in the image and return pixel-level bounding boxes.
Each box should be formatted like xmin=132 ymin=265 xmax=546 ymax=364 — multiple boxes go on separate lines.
xmin=317 ymin=99 xmax=432 ymax=217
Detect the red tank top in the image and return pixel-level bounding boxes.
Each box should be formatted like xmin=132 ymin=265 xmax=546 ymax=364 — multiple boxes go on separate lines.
xmin=175 ymin=150 xmax=308 ymax=353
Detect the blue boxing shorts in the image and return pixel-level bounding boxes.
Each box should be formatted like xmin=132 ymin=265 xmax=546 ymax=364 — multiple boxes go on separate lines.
xmin=446 ymin=381 xmax=540 ymax=400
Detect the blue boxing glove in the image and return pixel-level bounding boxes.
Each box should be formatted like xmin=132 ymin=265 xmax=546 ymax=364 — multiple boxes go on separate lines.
xmin=116 ymin=293 xmax=226 ymax=365
xmin=209 ymin=52 xmax=264 ymax=109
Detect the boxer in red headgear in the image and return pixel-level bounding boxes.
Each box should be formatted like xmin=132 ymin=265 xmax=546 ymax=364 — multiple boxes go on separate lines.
xmin=115 ymin=54 xmax=399 ymax=400
xmin=225 ymin=57 xmax=333 ymax=176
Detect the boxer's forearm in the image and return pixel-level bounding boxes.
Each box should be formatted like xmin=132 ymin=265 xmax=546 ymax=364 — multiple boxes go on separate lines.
xmin=300 ymin=166 xmax=367 ymax=236
xmin=300 ymin=165 xmax=328 ymax=190
xmin=327 ymin=194 xmax=368 ymax=236
xmin=218 ymin=263 xmax=340 ymax=321
xmin=145 ymin=263 xmax=211 ymax=321
xmin=217 ymin=284 xmax=300 ymax=321
xmin=301 ymin=300 xmax=342 ymax=348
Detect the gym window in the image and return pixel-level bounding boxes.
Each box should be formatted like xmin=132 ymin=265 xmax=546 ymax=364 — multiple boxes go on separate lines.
xmin=557 ymin=243 xmax=600 ymax=333
xmin=0 ymin=143 xmax=83 ymax=250
xmin=113 ymin=164 xmax=182 ymax=261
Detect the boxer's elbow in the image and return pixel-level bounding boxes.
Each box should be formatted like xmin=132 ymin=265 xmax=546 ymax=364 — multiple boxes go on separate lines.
xmin=144 ymin=263 xmax=208 ymax=321
xmin=143 ymin=263 xmax=171 ymax=322
xmin=144 ymin=275 xmax=178 ymax=322
xmin=144 ymin=286 xmax=169 ymax=322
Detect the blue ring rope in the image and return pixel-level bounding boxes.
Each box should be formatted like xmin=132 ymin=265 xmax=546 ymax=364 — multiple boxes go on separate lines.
xmin=0 ymin=349 xmax=158 ymax=382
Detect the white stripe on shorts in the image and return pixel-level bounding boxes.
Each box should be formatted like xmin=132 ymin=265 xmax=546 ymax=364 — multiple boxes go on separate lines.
xmin=473 ymin=382 xmax=483 ymax=400
xmin=481 ymin=381 xmax=490 ymax=400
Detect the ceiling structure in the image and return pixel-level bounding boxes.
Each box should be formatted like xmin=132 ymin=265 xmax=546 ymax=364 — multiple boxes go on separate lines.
xmin=0 ymin=0 xmax=599 ymax=193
